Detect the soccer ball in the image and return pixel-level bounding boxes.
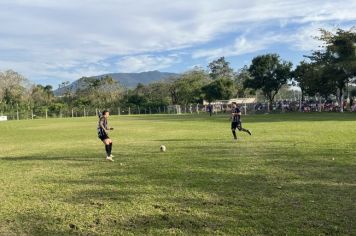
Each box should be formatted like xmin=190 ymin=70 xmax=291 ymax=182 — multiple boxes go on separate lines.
xmin=160 ymin=145 xmax=166 ymax=152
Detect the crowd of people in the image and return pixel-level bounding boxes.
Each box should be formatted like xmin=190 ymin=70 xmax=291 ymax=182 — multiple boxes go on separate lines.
xmin=254 ymin=98 xmax=356 ymax=112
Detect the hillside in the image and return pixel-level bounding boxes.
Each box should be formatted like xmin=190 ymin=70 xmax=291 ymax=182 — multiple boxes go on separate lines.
xmin=54 ymin=71 xmax=178 ymax=95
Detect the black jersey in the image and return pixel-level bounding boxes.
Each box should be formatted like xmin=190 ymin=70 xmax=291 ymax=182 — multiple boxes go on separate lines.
xmin=231 ymin=107 xmax=241 ymax=122
xmin=98 ymin=117 xmax=108 ymax=137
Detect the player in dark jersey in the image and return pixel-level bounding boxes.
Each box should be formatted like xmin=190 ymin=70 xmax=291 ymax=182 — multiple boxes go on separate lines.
xmin=231 ymin=102 xmax=251 ymax=140
xmin=98 ymin=110 xmax=114 ymax=161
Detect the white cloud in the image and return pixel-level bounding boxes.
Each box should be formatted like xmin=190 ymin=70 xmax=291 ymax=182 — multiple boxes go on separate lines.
xmin=191 ymin=22 xmax=343 ymax=60
xmin=116 ymin=55 xmax=181 ymax=73
xmin=192 ymin=35 xmax=272 ymax=60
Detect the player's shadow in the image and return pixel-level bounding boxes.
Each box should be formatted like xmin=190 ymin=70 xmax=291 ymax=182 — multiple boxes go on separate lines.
xmin=1 ymin=155 xmax=99 ymax=162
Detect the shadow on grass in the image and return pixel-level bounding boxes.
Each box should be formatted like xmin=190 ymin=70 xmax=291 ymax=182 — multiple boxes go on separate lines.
xmin=1 ymin=214 xmax=76 ymax=236
xmin=2 ymin=144 xmax=355 ymax=234
xmin=42 ymin=157 xmax=355 ymax=234
xmin=0 ymin=154 xmax=105 ymax=162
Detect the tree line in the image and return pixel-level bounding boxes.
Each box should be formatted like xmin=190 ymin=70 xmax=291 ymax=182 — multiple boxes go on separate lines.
xmin=1 ymin=28 xmax=355 ymax=115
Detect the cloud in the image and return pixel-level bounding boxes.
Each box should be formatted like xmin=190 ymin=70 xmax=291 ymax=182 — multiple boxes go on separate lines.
xmin=191 ymin=22 xmax=346 ymax=60
xmin=116 ymin=54 xmax=181 ymax=73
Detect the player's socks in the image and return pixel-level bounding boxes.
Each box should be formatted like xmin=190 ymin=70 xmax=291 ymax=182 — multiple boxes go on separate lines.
xmin=105 ymin=145 xmax=110 ymax=156
xmin=241 ymin=128 xmax=252 ymax=135
xmin=109 ymin=143 xmax=112 ymax=155
xmin=232 ymin=130 xmax=237 ymax=139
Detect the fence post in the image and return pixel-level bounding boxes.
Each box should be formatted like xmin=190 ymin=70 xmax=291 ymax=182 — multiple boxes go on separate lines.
xmin=16 ymin=104 xmax=19 ymax=120
xmin=45 ymin=109 xmax=48 ymax=119
xmin=118 ymin=107 xmax=121 ymax=115
xmin=138 ymin=106 xmax=140 ymax=115
xmin=196 ymin=104 xmax=199 ymax=114
xmin=31 ymin=110 xmax=34 ymax=119
xmin=299 ymin=98 xmax=302 ymax=112
xmin=158 ymin=107 xmax=161 ymax=114
xmin=128 ymin=107 xmax=131 ymax=115
xmin=84 ymin=107 xmax=86 ymax=117
xmin=72 ymin=109 xmax=74 ymax=118
xmin=244 ymin=103 xmax=247 ymax=115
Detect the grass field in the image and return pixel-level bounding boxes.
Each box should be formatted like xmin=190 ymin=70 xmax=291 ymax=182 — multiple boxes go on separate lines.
xmin=0 ymin=113 xmax=355 ymax=235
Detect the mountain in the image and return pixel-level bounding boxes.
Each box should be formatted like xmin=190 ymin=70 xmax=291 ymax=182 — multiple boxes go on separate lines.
xmin=54 ymin=71 xmax=178 ymax=96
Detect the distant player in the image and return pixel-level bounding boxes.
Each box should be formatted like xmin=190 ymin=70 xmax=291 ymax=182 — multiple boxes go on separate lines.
xmin=208 ymin=103 xmax=213 ymax=116
xmin=231 ymin=102 xmax=251 ymax=140
xmin=98 ymin=110 xmax=114 ymax=161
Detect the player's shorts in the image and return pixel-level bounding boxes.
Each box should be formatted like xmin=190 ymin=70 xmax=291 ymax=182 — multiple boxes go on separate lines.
xmin=98 ymin=133 xmax=109 ymax=141
xmin=231 ymin=121 xmax=242 ymax=130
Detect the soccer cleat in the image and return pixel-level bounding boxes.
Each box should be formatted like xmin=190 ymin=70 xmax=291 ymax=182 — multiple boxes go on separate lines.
xmin=110 ymin=154 xmax=115 ymax=158
xmin=247 ymin=130 xmax=252 ymax=135
xmin=106 ymin=156 xmax=114 ymax=162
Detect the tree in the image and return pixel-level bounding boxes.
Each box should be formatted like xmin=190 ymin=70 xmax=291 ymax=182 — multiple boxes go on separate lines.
xmin=144 ymin=82 xmax=172 ymax=107
xmin=202 ymin=78 xmax=234 ymax=102
xmin=244 ymin=54 xmax=292 ymax=111
xmin=168 ymin=77 xmax=180 ymax=105
xmin=308 ymin=28 xmax=356 ymax=112
xmin=208 ymin=57 xmax=234 ymax=80
xmin=235 ymin=66 xmax=253 ymax=97
xmin=74 ymin=76 xmax=123 ymax=108
xmin=0 ymin=70 xmax=28 ymax=110
xmin=168 ymin=69 xmax=210 ymax=105
xmin=174 ymin=69 xmax=210 ymax=105
xmin=58 ymin=81 xmax=73 ymax=105
xmin=29 ymin=84 xmax=55 ymax=115
xmin=122 ymin=81 xmax=172 ymax=110
xmin=294 ymin=62 xmax=336 ymax=100
xmin=294 ymin=61 xmax=311 ymax=101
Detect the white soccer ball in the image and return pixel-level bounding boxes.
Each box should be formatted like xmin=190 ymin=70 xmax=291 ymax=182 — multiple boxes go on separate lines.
xmin=160 ymin=145 xmax=166 ymax=152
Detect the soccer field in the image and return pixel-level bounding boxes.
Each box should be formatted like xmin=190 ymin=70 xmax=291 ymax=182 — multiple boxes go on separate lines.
xmin=0 ymin=113 xmax=355 ymax=235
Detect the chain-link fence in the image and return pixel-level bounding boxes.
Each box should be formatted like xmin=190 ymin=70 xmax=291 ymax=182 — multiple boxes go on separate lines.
xmin=0 ymin=101 xmax=355 ymax=121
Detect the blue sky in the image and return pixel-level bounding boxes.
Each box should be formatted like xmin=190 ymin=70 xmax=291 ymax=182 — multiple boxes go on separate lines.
xmin=0 ymin=0 xmax=355 ymax=88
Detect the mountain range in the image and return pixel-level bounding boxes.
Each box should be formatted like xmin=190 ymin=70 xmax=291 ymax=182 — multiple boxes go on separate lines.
xmin=54 ymin=71 xmax=178 ymax=96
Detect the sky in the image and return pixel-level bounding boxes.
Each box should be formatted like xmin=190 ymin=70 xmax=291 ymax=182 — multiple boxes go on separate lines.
xmin=0 ymin=0 xmax=355 ymax=88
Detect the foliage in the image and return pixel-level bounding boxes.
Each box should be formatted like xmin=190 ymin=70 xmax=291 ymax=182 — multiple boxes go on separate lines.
xmin=30 ymin=84 xmax=55 ymax=108
xmin=0 ymin=70 xmax=29 ymax=106
xmin=244 ymin=54 xmax=292 ymax=109
xmin=74 ymin=75 xmax=124 ymax=108
xmin=208 ymin=57 xmax=235 ymax=80
xmin=305 ymin=28 xmax=356 ymax=111
xmin=294 ymin=61 xmax=337 ymax=100
xmin=168 ymin=69 xmax=210 ymax=105
xmin=235 ymin=66 xmax=254 ymax=97
xmin=202 ymin=78 xmax=234 ymax=102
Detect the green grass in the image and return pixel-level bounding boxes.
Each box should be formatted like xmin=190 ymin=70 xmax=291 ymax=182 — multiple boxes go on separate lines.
xmin=0 ymin=113 xmax=355 ymax=235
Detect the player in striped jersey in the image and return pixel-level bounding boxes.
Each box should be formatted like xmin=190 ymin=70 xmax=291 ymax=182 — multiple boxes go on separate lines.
xmin=98 ymin=110 xmax=114 ymax=161
xmin=231 ymin=102 xmax=251 ymax=140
